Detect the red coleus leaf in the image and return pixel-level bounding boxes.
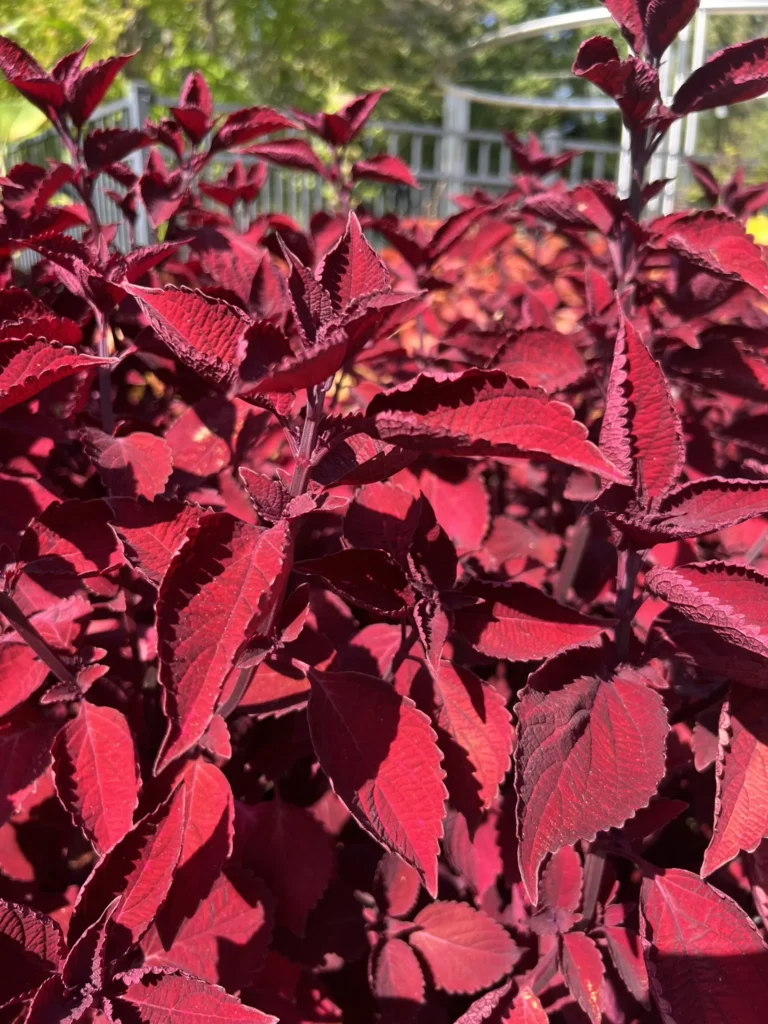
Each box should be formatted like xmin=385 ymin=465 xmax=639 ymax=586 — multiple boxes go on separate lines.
xmin=560 ymin=931 xmax=605 ymax=1024
xmin=572 ymin=38 xmax=659 ymax=127
xmin=701 ymin=685 xmax=768 ymax=877
xmin=52 ymin=701 xmax=140 ymax=855
xmin=82 ymin=429 xmax=173 ymax=501
xmin=673 ymin=37 xmax=768 ymax=114
xmin=114 ymin=969 xmax=278 ymax=1023
xmin=0 ymin=710 xmax=60 ymax=826
xmin=318 ymin=211 xmax=390 ymax=312
xmin=367 ymin=370 xmax=628 ymax=482
xmin=244 ymin=139 xmax=327 ymax=177
xmin=211 ymin=105 xmax=297 ymax=150
xmin=601 ymin=920 xmax=649 ymax=1008
xmin=604 ymin=0 xmax=699 ymax=60
xmin=641 ymin=869 xmax=768 ymax=1024
xmin=0 ymin=341 xmax=112 ymax=414
xmin=374 ymin=851 xmax=421 ymax=918
xmin=83 ymin=126 xmax=150 ymax=169
xmin=372 ymin=937 xmax=426 ymax=1004
xmin=411 ymin=660 xmax=512 ymax=814
xmin=307 ymin=668 xmax=446 ymax=895
xmin=515 ymin=650 xmax=668 ymax=902
xmin=352 ymin=154 xmax=419 ymax=188
xmin=156 ymin=758 xmax=234 ymax=942
xmin=20 ymin=498 xmax=122 ymax=578
xmin=539 ymin=845 xmax=583 ymax=918
xmin=417 ymin=464 xmax=489 ymax=555
xmin=156 ymin=515 xmax=293 ymax=772
xmin=600 ymin=310 xmax=683 ymax=503
xmin=657 ymin=210 xmax=768 ymax=295
xmin=0 ymin=640 xmax=49 ymax=718
xmin=609 ymin=476 xmax=768 ymax=544
xmin=344 ymin=480 xmax=420 ymax=565
xmin=490 ymin=328 xmax=587 ymax=393
xmin=454 ymin=580 xmax=607 ymax=662
xmin=0 ymin=899 xmax=63 ymax=1006
xmin=296 ymin=548 xmax=412 ymax=617
xmin=69 ymin=783 xmax=186 ymax=946
xmin=646 ymin=560 xmax=768 ymax=664
xmin=234 ymin=799 xmax=334 ymax=935
xmin=142 ymin=867 xmax=272 ymax=991
xmin=68 ymin=52 xmax=136 ymax=126
xmin=408 ymin=899 xmax=519 ymax=995
xmin=107 ymin=497 xmax=204 ymax=585
xmin=127 ymin=285 xmax=249 ymax=390
xmin=502 ymin=987 xmax=548 ymax=1023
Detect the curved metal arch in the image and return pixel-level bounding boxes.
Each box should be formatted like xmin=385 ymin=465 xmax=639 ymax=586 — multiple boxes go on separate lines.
xmin=451 ymin=0 xmax=768 ymax=62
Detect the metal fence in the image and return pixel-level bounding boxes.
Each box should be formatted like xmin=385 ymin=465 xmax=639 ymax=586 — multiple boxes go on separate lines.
xmin=6 ymin=80 xmax=622 ymax=260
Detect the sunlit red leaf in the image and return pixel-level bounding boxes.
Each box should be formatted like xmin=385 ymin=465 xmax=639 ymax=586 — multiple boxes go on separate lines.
xmin=156 ymin=515 xmax=293 ymax=772
xmin=52 ymin=701 xmax=139 ymax=854
xmin=83 ymin=429 xmax=173 ymax=501
xmin=516 ymin=652 xmax=668 ymax=902
xmin=641 ymin=869 xmax=768 ymax=1024
xmin=408 ymin=899 xmax=518 ymax=995
xmin=367 ymin=370 xmax=627 ymax=482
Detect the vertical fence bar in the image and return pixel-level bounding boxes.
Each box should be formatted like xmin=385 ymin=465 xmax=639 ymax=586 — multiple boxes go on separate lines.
xmin=126 ymin=81 xmax=154 ymax=246
xmin=440 ymin=88 xmax=470 ymax=214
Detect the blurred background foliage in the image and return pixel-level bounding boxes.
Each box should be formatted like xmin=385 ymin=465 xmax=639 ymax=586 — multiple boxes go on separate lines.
xmin=1 ymin=0 xmax=768 ymax=176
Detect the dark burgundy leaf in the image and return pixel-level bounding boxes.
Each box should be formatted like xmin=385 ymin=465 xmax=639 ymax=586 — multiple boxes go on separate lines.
xmin=308 ymin=668 xmax=446 ymax=895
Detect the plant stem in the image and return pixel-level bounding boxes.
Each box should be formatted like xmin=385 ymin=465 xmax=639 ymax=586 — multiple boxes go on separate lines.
xmin=581 ymin=847 xmax=607 ymax=927
xmin=0 ymin=591 xmax=77 ymax=686
xmin=289 ymin=385 xmax=326 ymax=497
xmin=615 ymin=547 xmax=642 ymax=662
xmin=553 ymin=516 xmax=590 ymax=604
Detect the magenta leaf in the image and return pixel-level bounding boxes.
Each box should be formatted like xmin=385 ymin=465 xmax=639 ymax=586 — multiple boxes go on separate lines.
xmin=234 ymin=799 xmax=334 ymax=935
xmin=0 ymin=341 xmax=112 ymax=414
xmin=491 ymin=327 xmax=587 ymax=393
xmin=604 ymin=0 xmax=699 ymax=60
xmin=560 ymin=930 xmax=605 ymax=1023
xmin=156 ymin=515 xmax=293 ymax=771
xmin=114 ymin=969 xmax=278 ymax=1023
xmin=641 ymin=869 xmax=768 ymax=1024
xmin=367 ymin=369 xmax=628 ymax=482
xmin=515 ymin=652 xmax=668 ymax=902
xmin=454 ymin=580 xmax=607 ymax=661
xmin=673 ymin=37 xmax=768 ymax=114
xmin=408 ymin=900 xmax=519 ymax=995
xmin=411 ymin=659 xmax=512 ymax=815
xmin=307 ymin=668 xmax=446 ymax=895
xmin=600 ymin=310 xmax=684 ymax=502
xmin=702 ymin=685 xmax=768 ymax=877
xmin=142 ymin=867 xmax=272 ymax=991
xmin=52 ymin=701 xmax=140 ymax=854
xmin=646 ymin=560 xmax=768 ymax=664
xmin=372 ymin=937 xmax=426 ymax=1004
xmin=107 ymin=498 xmax=204 ymax=585
xmin=83 ymin=429 xmax=173 ymax=501
xmin=0 ymin=899 xmax=63 ymax=1006
xmin=127 ymin=285 xmax=250 ymax=390
xmin=352 ymin=154 xmax=419 ymax=188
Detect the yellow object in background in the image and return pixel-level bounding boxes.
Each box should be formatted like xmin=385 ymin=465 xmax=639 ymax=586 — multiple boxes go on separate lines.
xmin=747 ymin=213 xmax=768 ymax=245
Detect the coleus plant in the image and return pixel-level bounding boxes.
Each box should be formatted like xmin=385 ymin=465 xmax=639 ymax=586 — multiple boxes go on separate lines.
xmin=5 ymin=0 xmax=768 ymax=1020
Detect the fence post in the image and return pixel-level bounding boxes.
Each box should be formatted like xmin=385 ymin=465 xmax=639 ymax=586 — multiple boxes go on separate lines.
xmin=126 ymin=80 xmax=154 ymax=247
xmin=440 ymin=87 xmax=469 ymax=214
